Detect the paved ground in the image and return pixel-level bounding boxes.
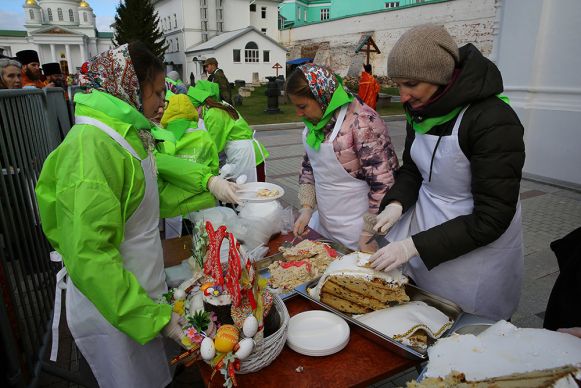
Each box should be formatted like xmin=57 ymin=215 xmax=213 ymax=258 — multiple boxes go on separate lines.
xmin=254 ymin=119 xmax=581 ymax=387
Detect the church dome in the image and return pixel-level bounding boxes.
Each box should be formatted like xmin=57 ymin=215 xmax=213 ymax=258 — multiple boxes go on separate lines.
xmin=24 ymin=0 xmax=39 ymax=7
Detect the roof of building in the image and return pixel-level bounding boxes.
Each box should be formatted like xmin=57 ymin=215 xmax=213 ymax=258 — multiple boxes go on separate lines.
xmin=0 ymin=30 xmax=27 ymax=37
xmin=185 ymin=26 xmax=287 ymax=54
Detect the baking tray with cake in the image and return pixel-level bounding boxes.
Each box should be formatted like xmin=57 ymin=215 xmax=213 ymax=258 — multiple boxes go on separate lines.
xmin=294 ymin=252 xmax=463 ymax=360
xmin=254 ymin=239 xmax=351 ymax=301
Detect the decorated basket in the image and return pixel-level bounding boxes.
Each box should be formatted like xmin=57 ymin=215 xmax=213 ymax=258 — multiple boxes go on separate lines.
xmin=237 ymin=293 xmax=289 ymax=374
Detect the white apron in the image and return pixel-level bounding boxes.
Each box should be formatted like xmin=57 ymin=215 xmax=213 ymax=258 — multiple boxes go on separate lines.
xmin=223 ymin=131 xmax=265 ymax=182
xmin=52 ymin=116 xmax=172 ymax=388
xmin=387 ymin=106 xmax=523 ymax=320
xmin=304 ymin=105 xmax=369 ymax=250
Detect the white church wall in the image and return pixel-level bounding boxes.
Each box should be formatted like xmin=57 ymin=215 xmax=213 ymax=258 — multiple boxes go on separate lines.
xmin=279 ymin=0 xmax=497 ymax=77
xmin=496 ymin=0 xmax=581 ymax=189
xmin=223 ymin=0 xmax=251 ymax=32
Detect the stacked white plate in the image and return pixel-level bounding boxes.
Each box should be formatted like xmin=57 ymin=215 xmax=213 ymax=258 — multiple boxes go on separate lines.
xmin=286 ymin=311 xmax=350 ymax=356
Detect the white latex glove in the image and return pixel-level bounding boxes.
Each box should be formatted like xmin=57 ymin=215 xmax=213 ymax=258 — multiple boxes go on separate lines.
xmin=374 ymin=202 xmax=403 ymax=234
xmin=359 ymin=232 xmax=379 ymax=253
xmin=162 ymin=312 xmax=185 ymax=347
xmin=369 ymin=237 xmax=418 ymax=272
xmin=293 ymin=207 xmax=313 ymax=237
xmin=207 ymin=176 xmax=240 ymax=204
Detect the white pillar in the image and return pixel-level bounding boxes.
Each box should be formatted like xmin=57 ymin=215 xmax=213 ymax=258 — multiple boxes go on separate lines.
xmin=65 ymin=44 xmax=72 ymax=74
xmin=50 ymin=44 xmax=56 ymax=62
xmin=80 ymin=42 xmax=86 ymax=64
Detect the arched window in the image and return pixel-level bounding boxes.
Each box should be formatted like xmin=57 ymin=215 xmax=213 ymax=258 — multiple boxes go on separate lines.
xmin=57 ymin=8 xmax=63 ymax=21
xmin=83 ymin=12 xmax=88 ymax=23
xmin=47 ymin=8 xmax=53 ymax=22
xmin=244 ymin=41 xmax=259 ymax=63
xmin=29 ymin=9 xmax=34 ymax=20
xmin=69 ymin=9 xmax=74 ymax=22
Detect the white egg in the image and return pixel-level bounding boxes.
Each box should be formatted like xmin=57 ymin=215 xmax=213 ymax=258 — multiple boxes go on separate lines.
xmin=200 ymin=337 xmax=215 ymax=361
xmin=174 ymin=288 xmax=186 ymax=300
xmin=242 ymin=315 xmax=258 ymax=338
xmin=234 ymin=338 xmax=254 ymax=360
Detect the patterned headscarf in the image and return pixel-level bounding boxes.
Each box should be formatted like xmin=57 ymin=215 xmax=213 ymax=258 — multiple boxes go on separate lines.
xmin=79 ymin=44 xmax=142 ymax=111
xmin=296 ymin=63 xmax=353 ymax=151
xmin=298 ymin=63 xmax=338 ymax=111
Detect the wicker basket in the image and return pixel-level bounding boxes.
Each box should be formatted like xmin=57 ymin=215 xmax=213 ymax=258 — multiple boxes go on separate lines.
xmin=237 ymin=294 xmax=289 ymax=374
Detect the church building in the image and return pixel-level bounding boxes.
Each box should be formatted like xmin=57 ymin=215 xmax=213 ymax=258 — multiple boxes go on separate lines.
xmin=0 ymin=0 xmax=113 ymax=74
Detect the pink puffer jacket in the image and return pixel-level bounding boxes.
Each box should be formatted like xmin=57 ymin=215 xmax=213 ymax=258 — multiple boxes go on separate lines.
xmin=299 ymin=98 xmax=399 ymax=213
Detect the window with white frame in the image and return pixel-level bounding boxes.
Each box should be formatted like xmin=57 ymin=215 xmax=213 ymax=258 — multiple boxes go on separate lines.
xmin=261 ymin=28 xmax=267 ymax=34
xmin=233 ymin=49 xmax=241 ymax=63
xmin=320 ymin=8 xmax=329 ymax=20
xmin=202 ymin=7 xmax=207 ymax=20
xmin=174 ymin=14 xmax=177 ymax=28
xmin=202 ymin=32 xmax=208 ymax=42
xmin=304 ymin=9 xmax=307 ymax=20
xmin=385 ymin=2 xmax=400 ymax=8
xmin=201 ymin=0 xmax=207 ymax=6
xmin=217 ymin=8 xmax=223 ymax=21
xmin=261 ymin=7 xmax=266 ymax=18
xmin=176 ymin=39 xmax=179 ymax=51
xmin=217 ymin=22 xmax=223 ymax=32
xmin=29 ymin=9 xmax=34 ymax=20
xmin=57 ymin=8 xmax=63 ymax=21
xmin=202 ymin=21 xmax=208 ymax=31
xmin=244 ymin=42 xmax=259 ymax=63
xmin=69 ymin=9 xmax=74 ymax=22
xmin=250 ymin=4 xmax=256 ymax=12
xmin=47 ymin=8 xmax=53 ymax=21
xmin=263 ymin=50 xmax=270 ymax=63
xmin=83 ymin=12 xmax=87 ymax=22
xmin=296 ymin=7 xmax=300 ymax=20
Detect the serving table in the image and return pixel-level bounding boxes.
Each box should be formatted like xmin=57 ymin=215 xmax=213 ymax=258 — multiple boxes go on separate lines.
xmin=162 ymin=231 xmax=420 ymax=387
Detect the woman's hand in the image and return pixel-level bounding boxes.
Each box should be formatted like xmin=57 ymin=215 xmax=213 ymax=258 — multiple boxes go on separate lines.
xmin=359 ymin=232 xmax=379 ymax=253
xmin=369 ymin=237 xmax=418 ymax=272
xmin=162 ymin=312 xmax=187 ymax=349
xmin=374 ymin=202 xmax=403 ymax=234
xmin=293 ymin=207 xmax=313 ymax=237
xmin=207 ymin=176 xmax=239 ymax=204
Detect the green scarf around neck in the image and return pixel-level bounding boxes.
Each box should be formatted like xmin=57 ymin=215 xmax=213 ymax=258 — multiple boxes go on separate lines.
xmin=304 ymin=82 xmax=353 ymax=151
xmin=405 ymin=94 xmax=511 ymax=134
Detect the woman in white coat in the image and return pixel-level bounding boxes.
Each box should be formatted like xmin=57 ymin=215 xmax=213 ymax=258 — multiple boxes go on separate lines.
xmin=370 ymin=24 xmax=525 ymax=321
xmin=285 ymin=64 xmax=399 ymax=252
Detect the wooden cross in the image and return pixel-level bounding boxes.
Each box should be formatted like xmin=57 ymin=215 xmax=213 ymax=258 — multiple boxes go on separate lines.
xmin=272 ymin=62 xmax=283 ymax=76
xmin=356 ymin=36 xmax=381 ymax=65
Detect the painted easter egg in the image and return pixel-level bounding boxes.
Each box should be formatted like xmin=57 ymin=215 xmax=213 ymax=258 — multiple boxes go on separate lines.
xmin=214 ymin=324 xmax=239 ymax=353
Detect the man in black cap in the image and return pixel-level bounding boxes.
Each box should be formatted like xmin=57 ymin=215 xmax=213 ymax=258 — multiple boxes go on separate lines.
xmin=16 ymin=49 xmax=50 ymax=88
xmin=43 ymin=62 xmax=68 ymax=100
xmin=203 ymin=57 xmax=232 ymax=105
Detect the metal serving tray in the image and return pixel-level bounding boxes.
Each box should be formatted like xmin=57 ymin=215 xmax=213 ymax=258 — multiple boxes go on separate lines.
xmin=294 ymin=281 xmax=463 ymax=360
xmin=256 ymin=239 xmax=350 ymax=301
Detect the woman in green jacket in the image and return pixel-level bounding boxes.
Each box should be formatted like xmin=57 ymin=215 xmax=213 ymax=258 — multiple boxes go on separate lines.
xmin=187 ymin=80 xmax=269 ymax=182
xmin=35 ymin=42 xmax=238 ymax=387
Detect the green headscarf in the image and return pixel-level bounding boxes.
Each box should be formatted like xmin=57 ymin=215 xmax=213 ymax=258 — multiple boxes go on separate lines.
xmin=187 ymin=80 xmax=220 ymax=107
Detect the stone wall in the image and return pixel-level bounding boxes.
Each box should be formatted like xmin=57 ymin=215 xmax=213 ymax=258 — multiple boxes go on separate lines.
xmin=280 ymin=0 xmax=499 ymax=80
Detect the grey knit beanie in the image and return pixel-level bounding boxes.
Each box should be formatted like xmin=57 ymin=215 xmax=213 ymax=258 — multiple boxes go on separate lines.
xmin=388 ymin=24 xmax=459 ymax=85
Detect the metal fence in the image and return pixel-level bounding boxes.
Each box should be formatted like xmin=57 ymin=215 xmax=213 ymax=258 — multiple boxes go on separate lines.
xmin=0 ymin=87 xmax=72 ymax=387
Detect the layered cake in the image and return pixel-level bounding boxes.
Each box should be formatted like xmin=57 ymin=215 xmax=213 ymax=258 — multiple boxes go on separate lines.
xmin=268 ymin=239 xmax=340 ymax=291
xmin=355 ymin=301 xmax=454 ymax=350
xmin=309 ymin=252 xmax=409 ymax=314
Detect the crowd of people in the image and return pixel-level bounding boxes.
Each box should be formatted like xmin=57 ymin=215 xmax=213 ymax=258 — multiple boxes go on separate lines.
xmin=1 ymin=22 xmax=573 ymax=387
xmin=0 ymin=49 xmax=79 ymax=91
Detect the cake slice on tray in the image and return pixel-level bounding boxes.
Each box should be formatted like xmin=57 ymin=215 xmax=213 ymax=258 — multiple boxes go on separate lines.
xmin=309 ymin=252 xmax=409 ymax=314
